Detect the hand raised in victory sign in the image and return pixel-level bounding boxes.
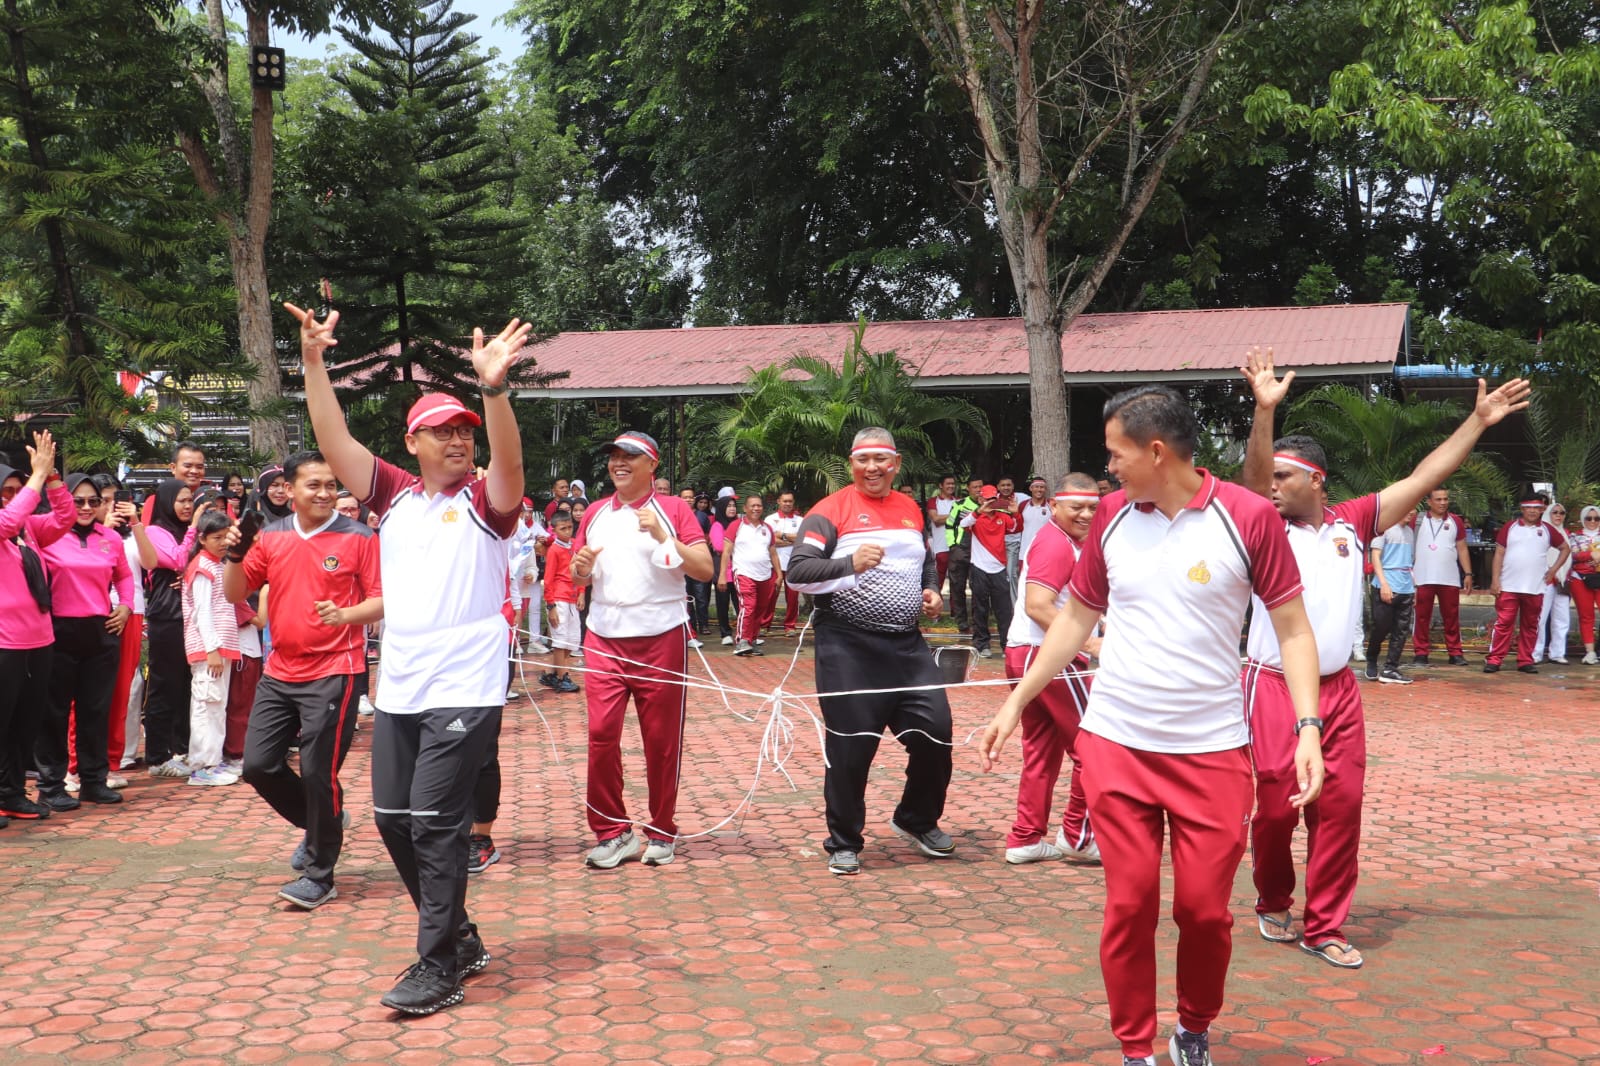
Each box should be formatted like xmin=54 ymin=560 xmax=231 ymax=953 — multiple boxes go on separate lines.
xmin=1472 ymin=376 xmax=1532 ymax=427
xmin=470 ymin=319 xmax=536 ymax=389
xmin=283 ymin=303 xmax=339 ymax=367
xmin=1240 ymin=345 xmax=1294 ymax=411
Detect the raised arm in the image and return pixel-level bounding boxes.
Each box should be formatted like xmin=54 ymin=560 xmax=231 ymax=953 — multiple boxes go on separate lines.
xmin=1376 ymin=377 xmax=1531 ymax=531
xmin=470 ymin=319 xmax=536 ymax=516
xmin=284 ymin=303 xmax=375 ymax=495
xmin=1239 ymin=345 xmax=1293 ymax=498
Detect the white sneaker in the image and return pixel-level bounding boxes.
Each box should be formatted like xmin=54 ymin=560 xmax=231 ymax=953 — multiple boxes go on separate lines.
xmin=149 ymin=757 xmax=191 ymax=779
xmin=1056 ymin=829 xmax=1102 ymax=864
xmin=642 ymin=839 xmax=677 ymax=866
xmin=505 ymin=688 xmax=519 ymax=702
xmin=357 ymin=695 xmax=376 ymax=716
xmin=1350 ymin=647 xmax=1366 ymax=662
xmin=687 ymin=638 xmax=704 ymax=649
xmin=585 ymin=830 xmax=641 ymax=869
xmin=524 ymin=640 xmax=551 ymax=655
xmin=1550 ymin=656 xmax=1569 ymax=665
xmin=105 ymin=774 xmax=128 ymax=790
xmin=1584 ymin=651 xmax=1599 ymax=665
xmin=188 ymin=767 xmax=235 ymax=786
xmin=1004 ymin=840 xmax=1063 ymax=864
xmin=720 ymin=635 xmax=735 ymax=646
xmin=64 ymin=773 xmax=80 ymax=794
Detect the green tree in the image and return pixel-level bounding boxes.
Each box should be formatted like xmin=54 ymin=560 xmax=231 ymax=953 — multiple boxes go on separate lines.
xmin=0 ymin=0 xmax=230 ymax=467
xmin=903 ymin=0 xmax=1251 ymax=485
xmin=695 ymin=319 xmax=991 ymax=501
xmin=1285 ymin=383 xmax=1511 ymax=519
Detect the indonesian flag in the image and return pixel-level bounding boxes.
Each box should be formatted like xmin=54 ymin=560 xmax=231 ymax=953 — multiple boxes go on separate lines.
xmin=803 ymin=531 xmax=828 ymax=551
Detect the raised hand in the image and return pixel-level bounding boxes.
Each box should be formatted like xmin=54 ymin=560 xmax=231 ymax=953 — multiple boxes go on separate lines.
xmin=283 ymin=302 xmax=340 ymax=366
xmin=27 ymin=429 xmax=56 ymax=478
xmin=1474 ymin=377 xmax=1531 ymax=427
xmin=1240 ymin=345 xmax=1294 ymax=410
xmin=471 ymin=318 xmax=536 ymax=388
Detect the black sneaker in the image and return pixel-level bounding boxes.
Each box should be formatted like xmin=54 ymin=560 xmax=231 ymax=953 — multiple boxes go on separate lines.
xmin=1412 ymin=655 xmax=1429 ymax=666
xmin=0 ymin=797 xmax=50 ymax=820
xmin=1378 ymin=666 xmax=1412 ymax=685
xmin=1169 ymin=1029 xmax=1213 ymax=1066
xmin=1517 ymin=663 xmax=1539 ymax=674
xmin=39 ymin=791 xmax=81 ymax=812
xmin=80 ymin=784 xmax=123 ymax=804
xmin=278 ymin=876 xmax=337 ymax=910
xmin=290 ymin=809 xmax=351 ymax=872
xmin=467 ymin=834 xmax=500 ymax=875
xmin=1363 ymin=665 xmax=1378 ymax=681
xmin=380 ymin=961 xmax=464 ymax=1016
xmin=553 ymin=675 xmax=581 ymax=693
xmin=1447 ymin=655 xmax=1470 ymax=666
xmin=537 ymin=671 xmax=557 ymax=688
xmin=457 ymin=924 xmax=490 ymax=976
xmin=890 ymin=819 xmax=956 ymax=858
xmin=1483 ymin=662 xmax=1501 ymax=673
xmin=0 ymin=814 xmax=8 ymax=829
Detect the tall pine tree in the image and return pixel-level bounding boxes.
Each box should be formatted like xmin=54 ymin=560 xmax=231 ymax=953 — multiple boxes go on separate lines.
xmin=303 ymin=0 xmax=527 ymax=397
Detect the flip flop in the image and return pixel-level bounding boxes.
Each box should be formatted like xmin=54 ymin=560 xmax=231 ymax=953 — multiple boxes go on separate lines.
xmin=1258 ymin=912 xmax=1296 ymax=943
xmin=1300 ymin=938 xmax=1364 ymax=969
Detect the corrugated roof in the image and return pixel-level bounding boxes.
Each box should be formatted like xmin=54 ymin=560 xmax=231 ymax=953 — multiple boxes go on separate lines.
xmin=513 ymin=303 xmax=1407 ymax=398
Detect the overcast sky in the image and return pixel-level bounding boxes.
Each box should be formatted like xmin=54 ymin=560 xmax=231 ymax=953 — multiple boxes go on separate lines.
xmin=290 ymin=0 xmax=526 ymax=64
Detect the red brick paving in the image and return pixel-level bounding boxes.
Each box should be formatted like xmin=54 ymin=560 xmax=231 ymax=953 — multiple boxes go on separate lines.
xmin=2 ymin=641 xmax=1597 ymax=1065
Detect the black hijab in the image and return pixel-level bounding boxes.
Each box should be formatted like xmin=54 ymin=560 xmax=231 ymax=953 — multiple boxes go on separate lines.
xmin=64 ymin=473 xmax=97 ymax=543
xmin=1 ymin=463 xmax=52 ymax=612
xmin=150 ymin=477 xmax=190 ymax=537
xmin=255 ymin=466 xmax=292 ymax=520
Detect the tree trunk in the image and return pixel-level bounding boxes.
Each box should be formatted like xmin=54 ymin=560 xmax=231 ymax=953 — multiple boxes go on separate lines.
xmin=240 ymin=6 xmax=289 ymax=459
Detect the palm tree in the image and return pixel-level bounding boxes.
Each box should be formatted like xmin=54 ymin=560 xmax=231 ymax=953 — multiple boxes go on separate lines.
xmin=1526 ymin=393 xmax=1600 ymax=514
xmin=1285 ymin=383 xmax=1510 ymax=520
xmin=694 ymin=319 xmax=991 ymax=501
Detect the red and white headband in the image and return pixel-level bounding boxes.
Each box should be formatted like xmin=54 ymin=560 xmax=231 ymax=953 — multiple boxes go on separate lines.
xmin=1054 ymin=493 xmax=1098 ymax=503
xmin=850 ymin=445 xmax=898 ymax=459
xmin=1273 ymin=452 xmax=1326 ymax=478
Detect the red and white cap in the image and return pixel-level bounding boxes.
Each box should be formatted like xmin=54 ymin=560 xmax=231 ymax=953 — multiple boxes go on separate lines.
xmin=406 ymin=394 xmax=482 ymax=435
xmin=599 ymin=430 xmax=660 ymax=462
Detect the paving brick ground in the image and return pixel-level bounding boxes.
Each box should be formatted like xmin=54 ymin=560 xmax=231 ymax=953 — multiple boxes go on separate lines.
xmin=3 ymin=636 xmax=1597 ymax=1065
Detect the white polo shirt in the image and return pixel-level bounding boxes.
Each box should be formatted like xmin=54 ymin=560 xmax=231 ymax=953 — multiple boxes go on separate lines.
xmin=1069 ymin=472 xmax=1302 ymax=754
xmin=728 ymin=517 xmax=774 ymax=580
xmin=1496 ymin=519 xmax=1565 ymax=595
xmin=576 ymin=490 xmax=706 ymax=639
xmin=365 ymin=460 xmax=518 ymax=713
xmin=765 ymin=511 xmax=802 ymax=570
xmin=1018 ymin=500 xmax=1052 ymax=553
xmin=1413 ymin=511 xmax=1467 ymax=587
xmin=1247 ymin=495 xmax=1379 ymax=675
xmin=1006 ymin=519 xmax=1081 ymax=648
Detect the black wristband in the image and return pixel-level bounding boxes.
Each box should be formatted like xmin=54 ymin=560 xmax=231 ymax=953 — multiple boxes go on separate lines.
xmin=1294 ymin=716 xmax=1324 ymax=735
xmin=480 ymin=381 xmax=509 ymax=398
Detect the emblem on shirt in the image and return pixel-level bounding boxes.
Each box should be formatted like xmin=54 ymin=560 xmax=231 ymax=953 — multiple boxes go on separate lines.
xmin=902 ymin=519 xmax=916 ymax=528
xmin=1333 ymin=537 xmax=1350 ymax=558
xmin=322 ymin=555 xmax=340 ymax=572
xmin=858 ymin=513 xmax=872 ymax=526
xmin=1187 ymin=560 xmax=1211 ymax=584
xmin=443 ymin=508 xmax=460 ymax=524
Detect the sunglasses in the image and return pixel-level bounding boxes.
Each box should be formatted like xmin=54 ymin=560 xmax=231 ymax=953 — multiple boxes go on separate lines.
xmin=74 ymin=496 xmax=104 ymax=508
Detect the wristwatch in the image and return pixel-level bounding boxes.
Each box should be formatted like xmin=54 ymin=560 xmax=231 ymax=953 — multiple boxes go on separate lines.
xmin=480 ymin=381 xmax=509 ymax=398
xmin=1294 ymin=716 xmax=1324 ymax=735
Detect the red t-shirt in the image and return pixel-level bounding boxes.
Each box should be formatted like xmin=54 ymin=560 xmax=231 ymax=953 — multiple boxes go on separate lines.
xmin=545 ymin=539 xmax=578 ymax=604
xmin=237 ymin=514 xmax=382 ymax=683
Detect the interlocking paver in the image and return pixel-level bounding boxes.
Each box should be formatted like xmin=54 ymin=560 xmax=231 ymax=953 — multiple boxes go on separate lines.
xmin=3 ymin=641 xmax=1597 ymax=1064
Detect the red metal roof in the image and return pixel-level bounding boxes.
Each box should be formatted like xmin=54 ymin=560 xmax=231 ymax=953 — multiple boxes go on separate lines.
xmin=516 ymin=303 xmax=1408 ymax=397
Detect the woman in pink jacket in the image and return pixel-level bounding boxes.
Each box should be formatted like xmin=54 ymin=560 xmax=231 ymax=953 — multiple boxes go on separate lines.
xmin=0 ymin=432 xmax=75 ymax=826
xmin=36 ymin=474 xmax=135 ymax=810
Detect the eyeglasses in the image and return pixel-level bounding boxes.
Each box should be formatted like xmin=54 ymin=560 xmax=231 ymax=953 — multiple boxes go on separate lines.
xmin=416 ymin=424 xmax=476 ymax=442
xmin=74 ymin=496 xmax=104 ymax=508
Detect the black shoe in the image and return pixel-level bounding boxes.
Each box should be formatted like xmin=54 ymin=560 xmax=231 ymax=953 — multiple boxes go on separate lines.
xmin=1447 ymin=655 xmax=1470 ymax=666
xmin=1411 ymin=655 xmax=1429 ymax=666
xmin=80 ymin=784 xmax=123 ymax=804
xmin=290 ymin=808 xmax=351 ymax=872
xmin=0 ymin=814 xmax=8 ymax=829
xmin=553 ymin=675 xmax=580 ymax=693
xmin=1483 ymin=662 xmax=1501 ymax=673
xmin=0 ymin=797 xmax=50 ymax=820
xmin=457 ymin=924 xmax=490 ymax=976
xmin=537 ymin=671 xmax=557 ymax=688
xmin=1378 ymin=666 xmax=1413 ymax=685
xmin=39 ymin=791 xmax=80 ymax=812
xmin=890 ymin=819 xmax=956 ymax=857
xmin=278 ymin=876 xmax=337 ymax=910
xmin=1517 ymin=663 xmax=1539 ymax=674
xmin=380 ymin=961 xmax=464 ymax=1016
xmin=467 ymin=834 xmax=500 ymax=875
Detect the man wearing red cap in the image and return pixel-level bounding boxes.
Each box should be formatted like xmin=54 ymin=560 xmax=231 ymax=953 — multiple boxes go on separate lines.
xmin=571 ymin=429 xmax=713 ymax=869
xmin=286 ymin=301 xmax=532 ymax=1017
xmin=958 ymin=483 xmax=1020 ymax=658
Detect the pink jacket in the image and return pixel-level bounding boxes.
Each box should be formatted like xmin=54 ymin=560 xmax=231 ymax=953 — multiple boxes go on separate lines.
xmin=1 ymin=482 xmax=76 ymax=649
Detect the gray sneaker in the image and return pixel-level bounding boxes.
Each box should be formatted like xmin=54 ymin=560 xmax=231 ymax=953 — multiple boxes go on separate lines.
xmin=148 ymin=756 xmax=191 ymax=779
xmin=278 ymin=876 xmax=337 ymax=910
xmin=641 ymin=838 xmax=677 ymax=866
xmin=1169 ymin=1029 xmax=1212 ymax=1066
xmin=585 ymin=830 xmax=640 ymax=869
xmin=290 ymin=809 xmax=351 ymax=872
xmin=890 ymin=819 xmax=955 ymax=858
xmin=827 ymin=850 xmax=860 ymax=876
